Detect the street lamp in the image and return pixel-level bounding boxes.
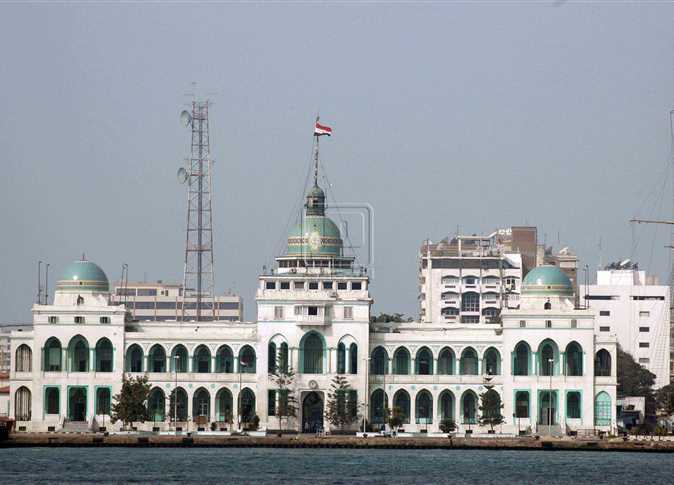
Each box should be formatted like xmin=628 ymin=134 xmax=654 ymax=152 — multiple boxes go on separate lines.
xmin=363 ymin=357 xmax=371 ymax=433
xmin=173 ymin=354 xmax=180 ymax=434
xmin=238 ymin=359 xmax=248 ymax=431
xmin=548 ymin=358 xmax=554 ymax=431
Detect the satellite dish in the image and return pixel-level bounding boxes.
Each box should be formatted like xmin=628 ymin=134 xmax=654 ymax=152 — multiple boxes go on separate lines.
xmin=177 ymin=167 xmax=189 ymax=184
xmin=620 ymin=259 xmax=631 ymax=268
xmin=180 ymin=110 xmax=192 ymax=127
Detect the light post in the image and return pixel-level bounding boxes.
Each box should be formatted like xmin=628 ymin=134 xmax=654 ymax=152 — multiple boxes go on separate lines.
xmin=548 ymin=358 xmax=554 ymax=430
xmin=238 ymin=359 xmax=248 ymax=431
xmin=363 ymin=357 xmax=371 ymax=433
xmin=173 ymin=354 xmax=179 ymax=434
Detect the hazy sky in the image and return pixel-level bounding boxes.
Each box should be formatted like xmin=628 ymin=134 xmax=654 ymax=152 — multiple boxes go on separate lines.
xmin=1 ymin=2 xmax=674 ymax=323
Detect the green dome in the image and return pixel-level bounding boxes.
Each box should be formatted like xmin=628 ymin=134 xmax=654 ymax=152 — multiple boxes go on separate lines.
xmin=287 ymin=215 xmax=343 ymax=257
xmin=56 ymin=259 xmax=110 ymax=293
xmin=522 ymin=265 xmax=572 ymax=296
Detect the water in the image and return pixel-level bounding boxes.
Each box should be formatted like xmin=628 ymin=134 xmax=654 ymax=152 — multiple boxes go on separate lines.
xmin=0 ymin=447 xmax=672 ymax=484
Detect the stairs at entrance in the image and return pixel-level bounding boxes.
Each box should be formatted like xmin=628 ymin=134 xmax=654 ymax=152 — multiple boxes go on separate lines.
xmin=537 ymin=424 xmax=563 ymax=437
xmin=63 ymin=421 xmax=90 ymax=433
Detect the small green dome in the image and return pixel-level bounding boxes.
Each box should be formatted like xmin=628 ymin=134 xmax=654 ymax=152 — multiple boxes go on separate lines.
xmin=56 ymin=259 xmax=110 ymax=293
xmin=287 ymin=215 xmax=343 ymax=257
xmin=522 ymin=265 xmax=572 ymax=296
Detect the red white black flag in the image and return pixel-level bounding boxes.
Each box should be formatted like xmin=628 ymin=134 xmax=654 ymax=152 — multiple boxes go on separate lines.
xmin=314 ymin=119 xmax=333 ymax=136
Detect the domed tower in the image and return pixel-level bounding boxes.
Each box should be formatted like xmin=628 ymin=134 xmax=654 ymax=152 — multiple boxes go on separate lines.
xmin=520 ymin=264 xmax=575 ymax=311
xmin=53 ymin=257 xmax=111 ymax=306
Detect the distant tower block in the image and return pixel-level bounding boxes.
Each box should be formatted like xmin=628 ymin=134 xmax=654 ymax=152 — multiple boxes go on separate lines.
xmin=179 ymin=100 xmax=216 ymax=322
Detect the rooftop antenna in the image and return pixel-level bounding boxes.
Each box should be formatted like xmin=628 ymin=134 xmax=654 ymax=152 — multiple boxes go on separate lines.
xmin=36 ymin=261 xmax=43 ymax=304
xmin=178 ymin=97 xmax=216 ymax=322
xmin=44 ymin=263 xmax=50 ymax=305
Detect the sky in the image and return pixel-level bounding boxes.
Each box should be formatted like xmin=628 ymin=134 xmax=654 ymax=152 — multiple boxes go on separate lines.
xmin=1 ymin=1 xmax=674 ymax=323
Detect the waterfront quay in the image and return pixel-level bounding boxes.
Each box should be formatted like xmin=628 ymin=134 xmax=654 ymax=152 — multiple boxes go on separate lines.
xmin=4 ymin=433 xmax=674 ymax=452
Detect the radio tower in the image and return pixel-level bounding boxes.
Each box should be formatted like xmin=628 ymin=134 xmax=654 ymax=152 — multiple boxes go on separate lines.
xmin=178 ymin=100 xmax=216 ymax=322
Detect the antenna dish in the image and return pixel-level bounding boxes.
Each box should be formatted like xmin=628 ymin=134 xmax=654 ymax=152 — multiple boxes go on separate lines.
xmin=180 ymin=110 xmax=192 ymax=127
xmin=620 ymin=259 xmax=631 ymax=268
xmin=177 ymin=167 xmax=189 ymax=184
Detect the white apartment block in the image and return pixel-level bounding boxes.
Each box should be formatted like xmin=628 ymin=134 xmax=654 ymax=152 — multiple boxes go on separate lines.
xmin=110 ymin=282 xmax=242 ymax=322
xmin=580 ymin=265 xmax=671 ymax=389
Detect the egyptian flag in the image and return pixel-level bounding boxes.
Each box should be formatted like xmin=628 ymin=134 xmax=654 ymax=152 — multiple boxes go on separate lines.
xmin=314 ymin=119 xmax=333 ymax=136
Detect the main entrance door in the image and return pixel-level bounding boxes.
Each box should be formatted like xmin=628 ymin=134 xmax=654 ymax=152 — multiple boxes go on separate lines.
xmin=69 ymin=387 xmax=87 ymax=421
xmin=302 ymin=392 xmax=324 ymax=433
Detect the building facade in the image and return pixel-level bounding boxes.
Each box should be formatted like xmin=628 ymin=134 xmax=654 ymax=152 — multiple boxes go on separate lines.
xmin=580 ymin=265 xmax=671 ymax=389
xmin=8 ymin=161 xmax=618 ymax=436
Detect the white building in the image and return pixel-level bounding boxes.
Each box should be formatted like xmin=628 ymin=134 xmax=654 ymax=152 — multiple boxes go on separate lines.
xmin=580 ymin=265 xmax=671 ymax=389
xmin=7 ymin=148 xmax=618 ymax=436
xmin=110 ymin=281 xmax=242 ymax=322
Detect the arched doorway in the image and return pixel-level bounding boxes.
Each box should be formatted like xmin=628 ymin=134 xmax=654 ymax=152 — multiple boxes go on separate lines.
xmin=69 ymin=387 xmax=87 ymax=421
xmin=302 ymin=391 xmax=324 ymax=433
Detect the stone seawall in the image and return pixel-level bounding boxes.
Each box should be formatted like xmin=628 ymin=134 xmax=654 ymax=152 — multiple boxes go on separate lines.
xmin=3 ymin=433 xmax=674 ymax=452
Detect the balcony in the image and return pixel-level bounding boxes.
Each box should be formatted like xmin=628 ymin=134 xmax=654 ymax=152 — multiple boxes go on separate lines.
xmin=296 ymin=314 xmax=330 ymax=326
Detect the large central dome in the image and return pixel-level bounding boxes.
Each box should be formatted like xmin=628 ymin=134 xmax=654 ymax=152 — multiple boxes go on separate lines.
xmin=56 ymin=258 xmax=110 ymax=293
xmin=286 ymin=182 xmax=343 ymax=257
xmin=522 ymin=265 xmax=573 ymax=296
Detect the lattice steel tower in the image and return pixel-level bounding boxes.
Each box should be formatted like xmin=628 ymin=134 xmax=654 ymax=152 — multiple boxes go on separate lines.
xmin=178 ymin=100 xmax=216 ymax=321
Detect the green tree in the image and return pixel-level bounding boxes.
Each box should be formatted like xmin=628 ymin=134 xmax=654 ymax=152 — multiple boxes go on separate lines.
xmin=111 ymin=374 xmax=151 ymax=428
xmin=655 ymin=384 xmax=674 ymax=415
xmin=324 ymin=375 xmax=359 ymax=431
xmin=439 ymin=417 xmax=457 ymax=434
xmin=369 ymin=312 xmax=414 ymax=324
xmin=268 ymin=353 xmax=297 ymax=435
xmin=387 ymin=406 xmax=405 ymax=431
xmin=478 ymin=387 xmax=504 ymax=431
xmin=617 ymin=346 xmax=656 ymax=414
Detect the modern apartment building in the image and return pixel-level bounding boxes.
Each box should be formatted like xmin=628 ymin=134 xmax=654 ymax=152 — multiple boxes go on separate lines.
xmin=110 ymin=281 xmax=242 ymax=322
xmin=580 ymin=263 xmax=671 ymax=389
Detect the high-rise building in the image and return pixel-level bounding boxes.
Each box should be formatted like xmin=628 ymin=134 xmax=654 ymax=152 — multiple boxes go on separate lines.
xmin=110 ymin=281 xmax=242 ymax=322
xmin=580 ymin=263 xmax=671 ymax=389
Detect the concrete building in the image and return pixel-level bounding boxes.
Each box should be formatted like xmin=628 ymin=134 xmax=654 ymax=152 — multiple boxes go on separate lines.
xmin=580 ymin=263 xmax=671 ymax=389
xmin=110 ymin=282 xmax=242 ymax=322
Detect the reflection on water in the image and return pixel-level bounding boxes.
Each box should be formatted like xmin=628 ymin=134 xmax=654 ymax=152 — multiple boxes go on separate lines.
xmin=0 ymin=447 xmax=671 ymax=484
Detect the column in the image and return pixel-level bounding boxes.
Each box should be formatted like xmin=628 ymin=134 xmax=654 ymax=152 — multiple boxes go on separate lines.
xmin=187 ymin=389 xmax=193 ymax=429
xmin=210 ymin=391 xmax=216 ymax=423
xmin=234 ymin=355 xmax=239 ymax=374
xmin=89 ymin=348 xmax=95 ymax=372
xmin=290 ymin=347 xmax=298 ymax=372
xmin=411 ymin=358 xmax=416 ymax=376
xmin=211 ymin=355 xmax=216 ymax=373
xmin=343 ymin=347 xmax=349 ymax=374
xmin=165 ymin=356 xmax=170 ymax=373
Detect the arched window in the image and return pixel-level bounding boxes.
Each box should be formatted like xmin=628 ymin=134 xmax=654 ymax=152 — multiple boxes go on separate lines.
xmin=481 ymin=389 xmax=502 ymax=423
xmin=515 ymin=391 xmax=529 ymax=418
xmin=416 ymin=347 xmax=433 ymax=375
xmin=370 ymin=389 xmax=388 ymax=424
xmin=513 ymin=342 xmax=530 ymax=376
xmin=216 ymin=345 xmax=234 ymax=373
xmin=148 ymin=388 xmax=165 ymax=422
xmin=337 ymin=343 xmax=346 ymax=374
xmin=171 ymin=345 xmax=188 ymax=373
xmin=566 ymin=392 xmax=581 ymax=419
xmin=125 ymin=344 xmax=143 ymax=372
xmin=45 ymin=387 xmax=59 ymax=415
xmin=15 ymin=345 xmax=31 ymax=372
xmin=460 ymin=348 xmax=478 ymax=375
xmin=461 ymin=391 xmax=477 ymax=424
xmin=393 ymin=390 xmax=410 ymax=424
xmin=169 ymin=387 xmax=188 ymax=422
xmin=239 ymin=346 xmax=256 ymax=374
xmin=279 ymin=343 xmax=289 ymax=373
xmin=439 ymin=390 xmax=455 ymax=421
xmin=437 ymin=348 xmax=455 ymax=375
xmin=415 ymin=390 xmax=433 ymax=424
xmin=68 ymin=336 xmax=89 ymax=372
xmin=301 ymin=333 xmax=324 ymax=374
xmin=95 ymin=338 xmax=113 ymax=372
xmin=96 ymin=387 xmax=111 ymax=415
xmin=594 ymin=392 xmax=611 ymax=426
xmin=148 ymin=345 xmax=166 ymax=373
xmin=240 ymin=388 xmax=256 ymax=424
xmin=349 ymin=343 xmax=358 ymax=374
xmin=565 ymin=342 xmax=583 ymax=376
xmin=483 ymin=347 xmax=500 ymax=375
xmin=538 ymin=340 xmax=558 ymax=376
xmin=371 ymin=347 xmax=388 ymax=375
xmin=193 ymin=345 xmax=211 ymax=374
xmin=393 ymin=347 xmax=410 ymax=375
xmin=595 ymin=349 xmax=612 ymax=377
xmin=216 ymin=388 xmax=233 ymax=423
xmin=43 ymin=337 xmax=62 ymax=372
xmin=461 ymin=292 xmax=480 ymax=312
xmin=192 ymin=388 xmax=211 ymax=421
xmin=15 ymin=387 xmax=31 ymax=421
xmin=268 ymin=342 xmax=277 ymax=373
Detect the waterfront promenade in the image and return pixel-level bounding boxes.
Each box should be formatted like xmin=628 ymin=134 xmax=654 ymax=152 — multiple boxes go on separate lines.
xmin=4 ymin=433 xmax=674 ymax=452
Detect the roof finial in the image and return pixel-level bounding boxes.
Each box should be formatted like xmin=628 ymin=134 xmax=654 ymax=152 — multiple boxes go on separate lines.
xmin=81 ymin=252 xmax=87 ymax=261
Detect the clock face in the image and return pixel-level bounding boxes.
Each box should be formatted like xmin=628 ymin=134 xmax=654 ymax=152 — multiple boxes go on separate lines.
xmin=308 ymin=231 xmax=322 ymax=251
